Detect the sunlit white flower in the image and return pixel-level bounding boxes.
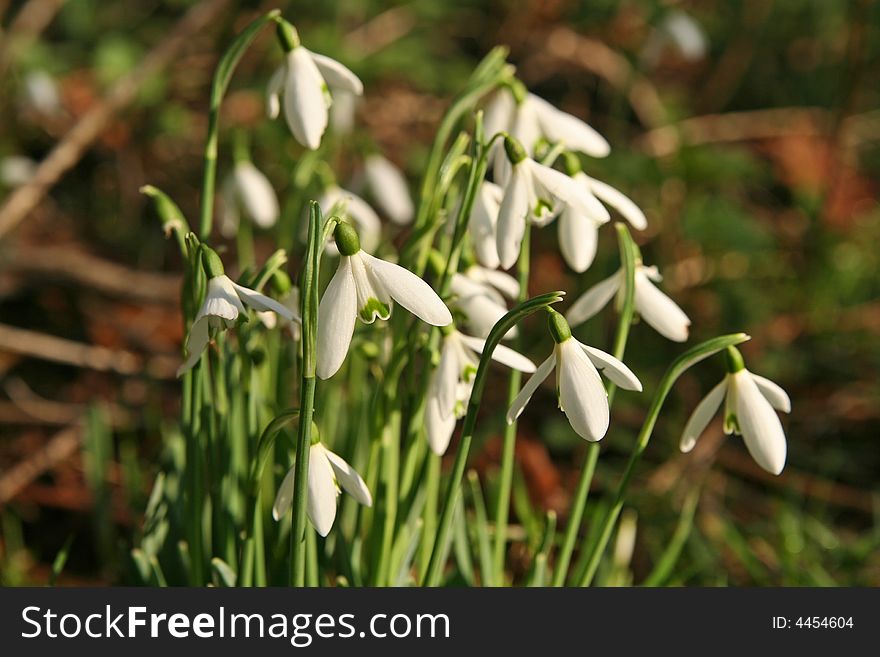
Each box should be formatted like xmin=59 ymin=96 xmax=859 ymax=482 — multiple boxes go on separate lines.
xmin=330 ymin=89 xmax=358 ymax=135
xmin=317 ymin=223 xmax=452 ymax=379
xmin=426 ymin=328 xmax=536 ymax=454
xmin=256 ymin=285 xmax=301 ymax=340
xmin=485 ymin=88 xmax=610 ymax=184
xmin=219 ymin=161 xmax=279 ymax=236
xmin=266 ymin=25 xmax=363 ymax=150
xmin=449 ymin=265 xmax=519 ymax=339
xmin=680 ymin=348 xmax=790 ymax=475
xmin=21 ymin=70 xmax=62 ymax=117
xmin=177 ymin=248 xmax=297 ymax=376
xmin=642 ymin=10 xmax=708 ymax=66
xmin=364 ymin=154 xmax=414 ymax=225
xmin=496 ymin=136 xmax=609 ymax=269
xmin=273 ymin=441 xmax=372 ymax=536
xmin=566 ymin=263 xmax=691 ymax=342
xmin=507 ymin=311 xmax=642 ymax=441
xmin=0 ymin=156 xmax=37 ymax=188
xmin=468 ymin=180 xmax=504 ymax=269
xmin=318 ymin=185 xmax=382 ymax=253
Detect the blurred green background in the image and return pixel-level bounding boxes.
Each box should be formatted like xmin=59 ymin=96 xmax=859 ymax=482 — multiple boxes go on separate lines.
xmin=0 ymin=0 xmax=878 ymax=586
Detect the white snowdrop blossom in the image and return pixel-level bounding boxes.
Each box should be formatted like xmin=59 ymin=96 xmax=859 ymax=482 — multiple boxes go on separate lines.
xmin=266 ymin=24 xmax=363 ymax=150
xmin=364 ymin=154 xmax=414 ymax=225
xmin=507 ymin=311 xmax=642 ymax=441
xmin=496 ymin=136 xmax=610 ymax=269
xmin=177 ymin=249 xmax=298 ymax=377
xmin=426 ymin=328 xmax=536 ymax=455
xmin=468 ymin=180 xmax=504 ymax=269
xmin=0 ymin=156 xmax=37 ymax=188
xmin=318 ymin=185 xmax=382 ymax=254
xmin=273 ymin=441 xmax=372 ymax=536
xmin=566 ymin=263 xmax=691 ymax=342
xmin=21 ymin=70 xmax=62 ymax=117
xmin=449 ymin=265 xmax=519 ymax=339
xmin=256 ymin=286 xmax=301 ymax=340
xmin=680 ymin=349 xmax=790 ymax=475
xmin=642 ymin=10 xmax=708 ymax=66
xmin=485 ymin=88 xmax=610 ymax=184
xmin=317 ymin=223 xmax=452 ymax=379
xmin=220 ymin=160 xmax=279 ymax=236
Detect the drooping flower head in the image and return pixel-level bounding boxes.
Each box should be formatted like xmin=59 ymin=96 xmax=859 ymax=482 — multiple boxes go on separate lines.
xmin=317 ymin=223 xmax=452 ymax=379
xmin=363 ymin=154 xmax=414 ymax=225
xmin=449 ymin=264 xmax=519 ymax=340
xmin=266 ymin=22 xmax=363 ymax=150
xmin=507 ymin=310 xmax=642 ymax=441
xmin=177 ymin=246 xmax=298 ymax=376
xmin=220 ymin=159 xmax=280 ymax=237
xmin=680 ymin=347 xmax=790 ymax=474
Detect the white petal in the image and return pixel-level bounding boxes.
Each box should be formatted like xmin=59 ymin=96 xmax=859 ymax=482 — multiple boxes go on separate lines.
xmin=468 ymin=181 xmax=503 ymax=269
xmin=283 ymin=47 xmax=328 ymax=150
xmin=458 ymin=334 xmax=536 ymax=373
xmin=324 ymin=448 xmax=372 ymax=506
xmin=203 ymin=275 xmax=246 ymax=321
xmin=476 ymin=267 xmax=520 ymax=300
xmin=565 ymin=271 xmax=621 ymax=327
xmin=434 ymin=337 xmax=461 ymax=418
xmin=733 ymin=371 xmax=787 ymax=475
xmin=361 ymin=253 xmax=452 ymax=326
xmin=272 ymin=466 xmax=297 ymax=521
xmin=750 ymin=373 xmax=791 ymax=413
xmin=426 ymin=394 xmax=457 ymax=456
xmin=529 ymin=93 xmax=611 ymax=158
xmin=558 ymin=205 xmax=599 ymax=273
xmin=587 ymin=175 xmax=647 ymax=231
xmin=634 ymin=270 xmax=691 ymax=342
xmin=557 ymin=340 xmax=610 ymax=441
xmin=528 ymin=161 xmax=610 ymax=223
xmin=176 ymin=316 xmax=210 ymax=377
xmin=496 ymin=165 xmax=530 ymax=269
xmin=340 ymin=190 xmax=382 ymax=252
xmin=679 ymin=378 xmax=728 ymax=452
xmin=483 ymin=89 xmax=515 ymax=139
xmin=364 ymin=155 xmax=414 ymax=225
xmin=579 ymin=342 xmax=642 ymax=391
xmin=511 ymin=98 xmax=542 ymax=155
xmin=233 ymin=162 xmax=279 ymax=228
xmin=455 ymin=293 xmax=513 ymax=340
xmin=507 ymin=353 xmax=555 ymax=423
xmin=307 ymin=50 xmax=363 ymax=95
xmin=307 ymin=444 xmax=339 ymax=536
xmin=316 ymin=258 xmax=358 ymax=379
xmin=265 ymin=66 xmax=284 ymax=119
xmin=231 ymin=281 xmax=296 ymax=321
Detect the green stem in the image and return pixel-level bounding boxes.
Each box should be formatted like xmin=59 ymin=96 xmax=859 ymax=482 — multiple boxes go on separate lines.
xmin=423 ymin=291 xmax=565 ymax=586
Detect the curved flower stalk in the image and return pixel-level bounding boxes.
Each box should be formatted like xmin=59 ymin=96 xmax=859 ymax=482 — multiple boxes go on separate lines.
xmin=317 ymin=223 xmax=452 ymax=379
xmin=273 ymin=437 xmax=372 ymax=537
xmin=507 ymin=310 xmax=641 ymax=441
xmin=177 ymin=247 xmax=298 ymax=376
xmin=267 ymin=22 xmax=363 ymax=150
xmin=449 ymin=265 xmax=519 ymax=339
xmin=567 ymin=261 xmax=691 ymax=343
xmin=485 ymin=86 xmax=610 ymax=184
xmin=496 ymin=135 xmax=609 ymax=269
xmin=680 ymin=347 xmax=790 ymax=474
xmin=318 ymin=185 xmax=382 ymax=253
xmin=426 ymin=327 xmax=535 ymax=455
xmin=364 ymin=154 xmax=414 ymax=225
xmin=219 ymin=160 xmax=280 ymax=237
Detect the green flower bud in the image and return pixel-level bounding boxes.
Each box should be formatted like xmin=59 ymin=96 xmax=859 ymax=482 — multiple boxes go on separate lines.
xmin=508 ymin=78 xmax=528 ymax=105
xmin=201 ymin=245 xmax=225 ymax=279
xmin=562 ymin=151 xmax=582 ymax=177
xmin=725 ymin=346 xmax=745 ymax=373
xmin=310 ymin=421 xmax=321 ymax=445
xmin=334 ymin=222 xmax=361 ymax=256
xmin=547 ymin=309 xmax=572 ymax=344
xmin=271 ymin=269 xmax=293 ymax=296
xmin=503 ymin=135 xmax=528 ymax=165
xmin=276 ymin=20 xmax=300 ymax=52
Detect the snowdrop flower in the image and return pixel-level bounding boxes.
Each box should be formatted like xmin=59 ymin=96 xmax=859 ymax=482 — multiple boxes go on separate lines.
xmin=0 ymin=156 xmax=37 ymax=188
xmin=680 ymin=347 xmax=790 ymax=475
xmin=468 ymin=180 xmax=504 ymax=269
xmin=266 ymin=23 xmax=363 ymax=150
xmin=317 ymin=223 xmax=452 ymax=379
xmin=566 ymin=262 xmax=691 ymax=342
xmin=256 ymin=279 xmax=301 ymax=340
xmin=177 ymin=247 xmax=297 ymax=376
xmin=219 ymin=160 xmax=279 ymax=237
xmin=507 ymin=310 xmax=641 ymax=441
xmin=642 ymin=10 xmax=708 ymax=66
xmin=364 ymin=154 xmax=414 ymax=225
xmin=273 ymin=436 xmax=371 ymax=536
xmin=21 ymin=70 xmax=62 ymax=117
xmin=330 ymin=89 xmax=358 ymax=135
xmin=426 ymin=326 xmax=536 ymax=454
xmin=449 ymin=265 xmax=519 ymax=339
xmin=318 ymin=185 xmax=382 ymax=254
xmin=485 ymin=86 xmax=610 ymax=184
xmin=496 ymin=135 xmax=610 ymax=269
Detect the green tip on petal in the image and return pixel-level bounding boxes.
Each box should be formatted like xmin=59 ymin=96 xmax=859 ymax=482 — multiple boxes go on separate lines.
xmin=201 ymin=245 xmax=225 ymax=279
xmin=276 ymin=19 xmax=300 ymax=52
xmin=503 ymin=135 xmax=528 ymax=165
xmin=334 ymin=222 xmax=361 ymax=256
xmin=547 ymin=308 xmax=571 ymax=344
xmin=724 ymin=346 xmax=745 ymax=373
